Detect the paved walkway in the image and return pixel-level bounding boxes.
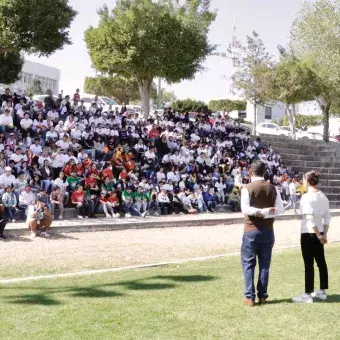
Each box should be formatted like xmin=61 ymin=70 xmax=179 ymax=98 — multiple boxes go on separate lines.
xmin=6 ymin=209 xmax=340 ymax=235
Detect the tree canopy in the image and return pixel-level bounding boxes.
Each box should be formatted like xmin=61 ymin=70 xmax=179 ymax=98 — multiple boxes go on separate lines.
xmin=0 ymin=52 xmax=24 ymax=84
xmin=0 ymin=0 xmax=76 ymax=85
xmin=228 ymin=31 xmax=273 ymax=134
xmin=209 ymin=99 xmax=246 ymax=113
xmin=85 ymin=0 xmax=216 ymax=117
xmin=266 ymin=50 xmax=322 ymax=139
xmin=290 ymin=0 xmax=340 ymax=141
xmin=0 ymin=0 xmax=77 ymax=55
xmin=172 ymin=99 xmax=208 ymax=113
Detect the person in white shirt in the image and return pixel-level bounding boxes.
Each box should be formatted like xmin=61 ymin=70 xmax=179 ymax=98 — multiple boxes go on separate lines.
xmin=20 ymin=113 xmax=33 ymax=132
xmin=46 ymin=126 xmax=59 ymax=141
xmin=10 ymin=148 xmax=28 ymax=168
xmin=29 ymin=138 xmax=43 ymax=156
xmin=18 ymin=185 xmax=36 ymax=210
xmin=284 ymin=178 xmax=298 ymax=214
xmin=0 ymin=109 xmax=14 ymax=131
xmin=47 ymin=108 xmax=59 ymax=123
xmin=292 ymin=171 xmax=330 ymax=304
xmin=56 ymin=136 xmax=70 ymax=151
xmin=0 ymin=167 xmax=16 ymax=194
xmin=215 ymin=178 xmax=226 ymax=204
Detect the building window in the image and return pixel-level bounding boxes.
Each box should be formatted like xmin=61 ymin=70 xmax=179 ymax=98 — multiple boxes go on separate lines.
xmin=265 ymin=106 xmax=272 ymax=120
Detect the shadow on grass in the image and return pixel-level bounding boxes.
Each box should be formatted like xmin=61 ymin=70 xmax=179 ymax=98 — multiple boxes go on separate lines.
xmin=6 ymin=293 xmax=61 ymax=306
xmin=1 ymin=274 xmax=218 ymax=306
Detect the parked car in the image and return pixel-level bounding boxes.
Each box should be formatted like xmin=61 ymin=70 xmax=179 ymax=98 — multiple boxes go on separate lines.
xmin=308 ymin=132 xmax=339 ymax=143
xmin=280 ymin=126 xmax=315 ymax=140
xmin=256 ymin=123 xmax=290 ymax=137
xmin=81 ymin=95 xmax=118 ymax=112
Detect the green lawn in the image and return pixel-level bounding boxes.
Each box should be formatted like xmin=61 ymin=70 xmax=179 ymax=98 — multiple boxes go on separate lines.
xmin=1 ymin=246 xmax=340 ymax=340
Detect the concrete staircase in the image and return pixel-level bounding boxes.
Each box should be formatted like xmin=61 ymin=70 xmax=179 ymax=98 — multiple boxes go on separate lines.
xmin=258 ymin=135 xmax=340 ymax=208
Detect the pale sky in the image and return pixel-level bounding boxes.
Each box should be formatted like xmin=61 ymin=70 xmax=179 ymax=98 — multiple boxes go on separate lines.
xmin=27 ymin=0 xmax=303 ymax=102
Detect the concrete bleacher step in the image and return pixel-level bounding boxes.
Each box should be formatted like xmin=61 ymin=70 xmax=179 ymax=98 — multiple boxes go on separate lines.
xmin=260 ymin=135 xmax=340 ymax=203
xmin=274 ymin=148 xmax=337 ymax=157
xmin=279 ymin=153 xmax=338 ymax=162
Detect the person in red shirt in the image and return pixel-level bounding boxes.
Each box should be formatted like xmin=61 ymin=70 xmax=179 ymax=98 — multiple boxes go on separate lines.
xmin=148 ymin=124 xmax=160 ymax=139
xmin=76 ymin=163 xmax=84 ymax=177
xmin=107 ymin=191 xmax=120 ymax=217
xmin=119 ymin=168 xmax=129 ymax=181
xmin=71 ymin=185 xmax=89 ymax=219
xmin=64 ymin=161 xmax=76 ymax=177
xmin=88 ymin=163 xmax=99 ymax=177
xmin=102 ymin=165 xmax=113 ymax=180
xmin=84 ymin=173 xmax=100 ymax=193
xmin=73 ymin=89 xmax=80 ymax=103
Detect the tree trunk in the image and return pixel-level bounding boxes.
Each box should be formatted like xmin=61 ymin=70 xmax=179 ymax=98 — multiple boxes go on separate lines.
xmin=316 ymin=98 xmax=331 ymax=142
xmin=286 ymin=103 xmax=297 ymax=140
xmin=138 ymin=77 xmax=152 ymax=118
xmin=252 ymin=103 xmax=257 ymax=135
xmin=322 ymin=103 xmax=331 ymax=142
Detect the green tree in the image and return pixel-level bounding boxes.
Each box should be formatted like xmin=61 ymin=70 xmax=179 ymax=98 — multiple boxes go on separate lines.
xmin=0 ymin=52 xmax=24 ymax=84
xmin=228 ymin=31 xmax=273 ymax=135
xmin=266 ymin=50 xmax=321 ymax=139
xmin=162 ymin=90 xmax=177 ymax=105
xmin=209 ymin=99 xmax=246 ymax=115
xmin=85 ymin=0 xmax=216 ymax=117
xmin=290 ymin=0 xmax=340 ymax=142
xmin=279 ymin=114 xmax=323 ymax=131
xmin=26 ymin=79 xmax=43 ymax=95
xmin=172 ymin=99 xmax=208 ymax=112
xmin=0 ymin=0 xmax=76 ymax=84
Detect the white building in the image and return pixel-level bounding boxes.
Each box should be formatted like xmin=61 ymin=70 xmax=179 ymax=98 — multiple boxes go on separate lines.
xmin=8 ymin=60 xmax=60 ymax=95
xmin=246 ymin=101 xmax=286 ymax=124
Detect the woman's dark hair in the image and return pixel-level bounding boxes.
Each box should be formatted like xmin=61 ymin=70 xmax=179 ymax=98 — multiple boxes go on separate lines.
xmin=305 ymin=170 xmax=320 ymax=186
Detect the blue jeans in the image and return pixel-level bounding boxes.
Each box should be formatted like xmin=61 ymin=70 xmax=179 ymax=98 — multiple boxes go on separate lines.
xmin=241 ymin=230 xmax=275 ymax=301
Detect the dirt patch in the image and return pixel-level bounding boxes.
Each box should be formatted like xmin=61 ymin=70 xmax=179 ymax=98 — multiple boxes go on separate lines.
xmin=2 ymin=217 xmax=340 ymax=279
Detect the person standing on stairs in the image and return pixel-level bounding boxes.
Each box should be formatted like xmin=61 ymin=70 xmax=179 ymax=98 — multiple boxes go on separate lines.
xmin=284 ymin=178 xmax=298 ymax=214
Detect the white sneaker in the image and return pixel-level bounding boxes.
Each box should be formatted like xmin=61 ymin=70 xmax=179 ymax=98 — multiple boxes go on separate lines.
xmin=311 ymin=290 xmax=327 ymax=301
xmin=106 ymin=214 xmax=111 ymax=218
xmin=292 ymin=293 xmax=313 ymax=303
xmin=125 ymin=213 xmax=132 ymax=218
xmin=114 ymin=213 xmax=120 ymax=218
xmin=12 ymin=219 xmax=16 ymax=223
xmin=58 ymin=215 xmax=63 ymax=220
xmin=78 ymin=215 xmax=84 ymax=219
xmin=141 ymin=211 xmax=147 ymax=218
xmin=30 ymin=232 xmax=37 ymax=239
xmin=40 ymin=231 xmax=50 ymax=238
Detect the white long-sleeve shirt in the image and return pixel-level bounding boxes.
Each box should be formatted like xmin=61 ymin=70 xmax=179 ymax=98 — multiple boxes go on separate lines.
xmin=241 ymin=177 xmax=284 ymax=219
xmin=300 ymin=191 xmax=331 ymax=234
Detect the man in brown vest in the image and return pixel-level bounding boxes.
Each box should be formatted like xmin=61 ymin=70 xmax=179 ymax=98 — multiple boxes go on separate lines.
xmin=241 ymin=161 xmax=284 ymax=306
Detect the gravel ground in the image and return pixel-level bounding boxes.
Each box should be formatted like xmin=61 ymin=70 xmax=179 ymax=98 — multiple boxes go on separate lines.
xmin=1 ymin=217 xmax=340 ymax=279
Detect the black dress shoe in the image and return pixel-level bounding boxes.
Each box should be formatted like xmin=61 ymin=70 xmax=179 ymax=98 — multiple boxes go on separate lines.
xmin=0 ymin=234 xmax=7 ymax=240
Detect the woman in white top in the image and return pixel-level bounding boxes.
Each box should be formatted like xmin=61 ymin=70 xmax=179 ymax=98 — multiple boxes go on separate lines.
xmin=292 ymin=171 xmax=330 ymax=303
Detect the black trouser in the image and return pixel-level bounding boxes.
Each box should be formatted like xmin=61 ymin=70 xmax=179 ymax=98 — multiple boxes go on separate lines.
xmin=0 ymin=218 xmax=7 ymax=235
xmin=301 ymin=233 xmax=328 ymax=294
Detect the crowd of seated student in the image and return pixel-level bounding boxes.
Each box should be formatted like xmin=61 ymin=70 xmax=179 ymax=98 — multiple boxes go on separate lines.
xmin=0 ymin=88 xmax=291 ymax=223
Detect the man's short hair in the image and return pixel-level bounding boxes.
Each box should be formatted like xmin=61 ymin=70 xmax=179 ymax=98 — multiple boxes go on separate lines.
xmin=250 ymin=160 xmax=267 ymax=177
